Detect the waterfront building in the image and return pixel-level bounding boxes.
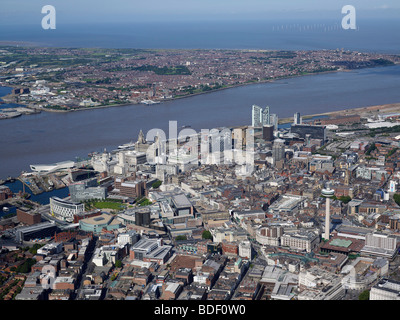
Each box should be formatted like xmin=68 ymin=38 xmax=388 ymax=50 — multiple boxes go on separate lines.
xmin=30 ymin=160 xmax=75 ymax=173
xmin=68 ymin=178 xmax=107 ymax=202
xmin=262 ymin=106 xmax=270 ymax=126
xmin=16 ymin=207 xmax=42 ymax=225
xmin=251 ymin=105 xmax=263 ymax=127
xmin=0 ymin=185 xmax=12 ymax=201
xmin=294 ymin=112 xmax=302 ymax=125
xmin=290 ymin=124 xmax=326 ymax=142
xmin=252 ymin=105 xmax=271 ymax=128
xmin=50 ymin=197 xmax=84 ymax=223
xmin=270 ymin=113 xmax=278 ymax=130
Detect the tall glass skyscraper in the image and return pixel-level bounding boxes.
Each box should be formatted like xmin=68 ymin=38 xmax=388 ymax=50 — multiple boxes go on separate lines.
xmin=252 ymin=105 xmax=263 ymax=127
xmin=294 ymin=112 xmax=301 ymax=125
xmin=252 ymin=105 xmax=271 ymax=127
xmin=262 ymin=106 xmax=270 ymax=126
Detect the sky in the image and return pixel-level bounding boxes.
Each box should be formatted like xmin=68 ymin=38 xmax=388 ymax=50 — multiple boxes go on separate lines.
xmin=1 ymin=0 xmax=400 ymax=25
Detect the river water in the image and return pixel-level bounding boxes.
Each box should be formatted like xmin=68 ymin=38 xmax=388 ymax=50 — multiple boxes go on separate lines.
xmin=1 ymin=64 xmax=400 ymax=180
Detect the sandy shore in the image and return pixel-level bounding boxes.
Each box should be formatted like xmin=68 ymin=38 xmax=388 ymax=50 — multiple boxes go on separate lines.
xmin=279 ymin=102 xmax=400 ymax=124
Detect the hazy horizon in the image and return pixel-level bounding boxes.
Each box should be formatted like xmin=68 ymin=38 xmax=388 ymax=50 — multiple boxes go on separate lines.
xmin=1 ymin=0 xmax=399 ymax=26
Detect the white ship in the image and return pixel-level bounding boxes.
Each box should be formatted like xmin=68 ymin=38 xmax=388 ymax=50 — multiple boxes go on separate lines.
xmin=30 ymin=160 xmax=75 ymax=173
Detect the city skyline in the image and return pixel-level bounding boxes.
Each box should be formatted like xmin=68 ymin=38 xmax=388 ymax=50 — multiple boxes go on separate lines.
xmin=1 ymin=0 xmax=400 ymax=305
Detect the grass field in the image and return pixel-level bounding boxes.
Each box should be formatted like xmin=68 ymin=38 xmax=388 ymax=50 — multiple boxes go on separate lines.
xmin=93 ymin=201 xmax=125 ymax=210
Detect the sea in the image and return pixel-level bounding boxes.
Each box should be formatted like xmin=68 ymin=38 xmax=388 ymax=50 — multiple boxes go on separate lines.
xmin=0 ymin=18 xmax=400 ymax=201
xmin=0 ymin=19 xmax=399 ymax=53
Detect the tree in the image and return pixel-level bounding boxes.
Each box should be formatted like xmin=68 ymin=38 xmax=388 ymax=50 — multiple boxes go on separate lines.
xmin=202 ymin=230 xmax=213 ymax=240
xmin=115 ymin=260 xmax=122 ymax=268
xmin=338 ymin=195 xmax=352 ymax=204
xmin=29 ymin=244 xmax=44 ymax=255
xmin=359 ymin=290 xmax=370 ymax=300
xmin=175 ymin=235 xmax=187 ymax=241
xmin=394 ymin=194 xmax=400 ymax=206
xmin=152 ymin=180 xmax=162 ymax=189
xmin=16 ymin=258 xmax=36 ymax=273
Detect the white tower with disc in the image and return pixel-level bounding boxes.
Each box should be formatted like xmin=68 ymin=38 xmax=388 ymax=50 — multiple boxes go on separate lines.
xmin=322 ymin=183 xmax=335 ymax=240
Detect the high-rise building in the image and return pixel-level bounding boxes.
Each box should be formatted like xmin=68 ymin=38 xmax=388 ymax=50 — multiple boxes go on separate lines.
xmin=262 ymin=106 xmax=270 ymax=125
xmin=262 ymin=125 xmax=274 ymax=141
xmin=270 ymin=113 xmax=279 ymax=130
xmin=252 ymin=105 xmax=263 ymax=127
xmin=252 ymin=105 xmax=272 ymax=128
xmin=294 ymin=112 xmax=302 ymax=125
xmin=135 ymin=209 xmax=151 ymax=227
xmin=272 ymin=139 xmax=285 ymax=165
xmin=322 ymin=183 xmax=335 ymax=240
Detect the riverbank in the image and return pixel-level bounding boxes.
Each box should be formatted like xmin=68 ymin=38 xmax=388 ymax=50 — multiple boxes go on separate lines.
xmin=36 ymin=63 xmax=400 ymax=114
xmin=42 ymin=68 xmax=350 ymax=113
xmin=279 ymin=102 xmax=400 ymax=124
xmin=2 ymin=63 xmax=395 ymax=115
xmin=1 ymin=62 xmax=400 ymax=180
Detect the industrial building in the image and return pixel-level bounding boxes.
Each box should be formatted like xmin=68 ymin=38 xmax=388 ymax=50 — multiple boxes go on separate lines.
xmin=290 ymin=124 xmax=326 ymax=142
xmin=15 ymin=221 xmax=57 ymax=243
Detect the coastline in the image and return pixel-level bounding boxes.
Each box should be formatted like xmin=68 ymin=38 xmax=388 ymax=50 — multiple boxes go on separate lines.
xmin=1 ymin=100 xmax=399 ymax=181
xmin=2 ymin=63 xmax=398 ymax=115
xmin=279 ymin=102 xmax=400 ymax=125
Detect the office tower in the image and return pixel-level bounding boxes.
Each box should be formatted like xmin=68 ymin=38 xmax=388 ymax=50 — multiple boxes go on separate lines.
xmin=252 ymin=105 xmax=263 ymax=127
xmin=270 ymin=113 xmax=278 ymax=131
xmin=262 ymin=124 xmax=274 ymax=141
xmin=294 ymin=112 xmax=302 ymax=125
xmin=272 ymin=139 xmax=285 ymax=165
xmin=135 ymin=210 xmax=151 ymax=227
xmin=262 ymin=106 xmax=270 ymax=125
xmin=322 ymin=183 xmax=335 ymax=240
xmin=252 ymin=105 xmax=271 ymax=128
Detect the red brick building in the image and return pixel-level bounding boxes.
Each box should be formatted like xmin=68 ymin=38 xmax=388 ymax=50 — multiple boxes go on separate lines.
xmin=16 ymin=207 xmax=41 ymax=225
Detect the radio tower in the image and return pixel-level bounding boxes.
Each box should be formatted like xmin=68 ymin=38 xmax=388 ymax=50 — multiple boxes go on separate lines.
xmin=322 ymin=182 xmax=335 ymax=241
